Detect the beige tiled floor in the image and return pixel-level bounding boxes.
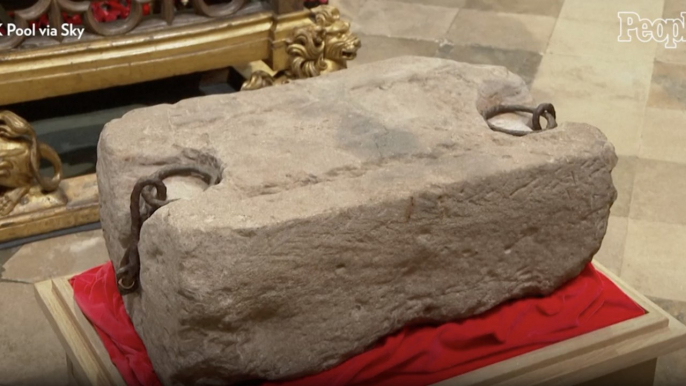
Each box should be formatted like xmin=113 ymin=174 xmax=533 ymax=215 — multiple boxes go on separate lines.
xmin=447 ymin=10 xmax=557 ymax=52
xmin=641 ymin=107 xmax=686 ymax=164
xmin=547 ymin=18 xmax=658 ymax=59
xmin=1 ymin=230 xmax=108 ymax=385
xmin=0 ymin=282 xmax=70 ymax=386
xmin=3 ymin=0 xmax=686 ymax=383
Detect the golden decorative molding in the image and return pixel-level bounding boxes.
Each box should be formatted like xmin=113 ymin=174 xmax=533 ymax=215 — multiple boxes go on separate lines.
xmin=0 ymin=111 xmax=99 ymax=243
xmin=242 ymin=70 xmax=278 ymax=89
xmin=0 ymin=0 xmax=248 ymax=51
xmin=241 ymin=5 xmax=361 ymax=91
xmin=0 ymin=1 xmax=313 ymax=242
xmin=0 ymin=7 xmax=295 ymax=105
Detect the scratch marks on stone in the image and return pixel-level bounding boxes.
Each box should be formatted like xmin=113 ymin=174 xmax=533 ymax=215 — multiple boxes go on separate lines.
xmin=325 ymin=165 xmax=367 ymax=179
xmin=509 ymin=177 xmax=540 ymax=197
xmin=565 ymin=188 xmax=573 ymax=200
xmin=166 ymin=108 xmax=173 ymax=132
xmin=374 ymin=140 xmax=383 ymax=158
xmin=503 ymin=226 xmax=540 ymax=251
xmin=484 ymin=191 xmax=499 ymax=201
xmin=404 ymin=197 xmax=415 ymax=223
xmin=581 ymin=205 xmax=607 ymax=221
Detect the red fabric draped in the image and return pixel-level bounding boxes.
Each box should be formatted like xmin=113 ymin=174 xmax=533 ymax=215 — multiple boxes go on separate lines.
xmin=70 ymin=262 xmax=644 ymax=386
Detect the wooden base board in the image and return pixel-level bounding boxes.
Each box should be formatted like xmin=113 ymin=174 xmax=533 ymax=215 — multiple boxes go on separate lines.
xmin=578 ymin=359 xmax=657 ymax=386
xmin=434 ymin=264 xmax=686 ymax=386
xmin=0 ymin=174 xmax=99 ymax=244
xmin=34 ymin=262 xmax=686 ymax=386
xmin=36 ymin=276 xmax=126 ymax=386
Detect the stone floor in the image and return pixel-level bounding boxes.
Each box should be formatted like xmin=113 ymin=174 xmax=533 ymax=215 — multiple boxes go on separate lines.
xmin=3 ymin=0 xmax=686 ymax=384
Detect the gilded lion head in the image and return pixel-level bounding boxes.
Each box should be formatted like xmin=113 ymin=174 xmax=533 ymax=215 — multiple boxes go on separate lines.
xmin=287 ymin=6 xmax=361 ymax=78
xmin=317 ymin=7 xmax=361 ymax=66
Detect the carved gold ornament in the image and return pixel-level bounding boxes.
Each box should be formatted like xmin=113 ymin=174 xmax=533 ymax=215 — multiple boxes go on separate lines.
xmin=241 ymin=5 xmax=361 ymax=91
xmin=0 ymin=110 xmax=63 ymax=216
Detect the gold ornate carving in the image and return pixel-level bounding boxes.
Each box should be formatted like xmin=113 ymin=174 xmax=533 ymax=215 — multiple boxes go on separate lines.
xmin=0 ymin=111 xmax=99 ymax=244
xmin=241 ymin=5 xmax=360 ymax=91
xmin=0 ymin=111 xmax=63 ymax=216
xmin=243 ymin=70 xmax=280 ymax=89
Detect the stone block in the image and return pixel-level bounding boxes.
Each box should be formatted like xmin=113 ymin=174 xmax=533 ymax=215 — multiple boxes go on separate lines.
xmin=97 ymin=56 xmax=617 ymax=385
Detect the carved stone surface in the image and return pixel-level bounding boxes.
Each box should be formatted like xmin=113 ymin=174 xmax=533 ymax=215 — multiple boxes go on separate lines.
xmin=97 ymin=56 xmax=618 ymax=385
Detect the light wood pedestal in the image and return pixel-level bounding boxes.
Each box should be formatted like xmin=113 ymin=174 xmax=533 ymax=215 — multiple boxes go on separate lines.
xmin=34 ymin=262 xmax=686 ymax=386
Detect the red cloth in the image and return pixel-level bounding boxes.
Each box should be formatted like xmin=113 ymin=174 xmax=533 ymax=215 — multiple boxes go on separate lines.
xmin=70 ymin=262 xmax=161 ymax=386
xmin=70 ymin=262 xmax=644 ymax=386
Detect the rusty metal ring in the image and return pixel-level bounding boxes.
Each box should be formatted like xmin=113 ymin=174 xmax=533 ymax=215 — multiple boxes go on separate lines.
xmin=141 ymin=179 xmax=169 ymax=210
xmin=532 ymin=103 xmax=557 ymax=131
xmin=482 ymin=103 xmax=558 ymax=136
xmin=141 ymin=165 xmax=220 ymax=208
xmin=116 ymin=164 xmax=221 ymax=294
xmin=117 ymin=276 xmax=136 ymax=290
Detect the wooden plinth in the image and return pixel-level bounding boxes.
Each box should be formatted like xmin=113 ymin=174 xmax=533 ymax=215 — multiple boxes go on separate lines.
xmin=34 ymin=262 xmax=686 ymax=386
